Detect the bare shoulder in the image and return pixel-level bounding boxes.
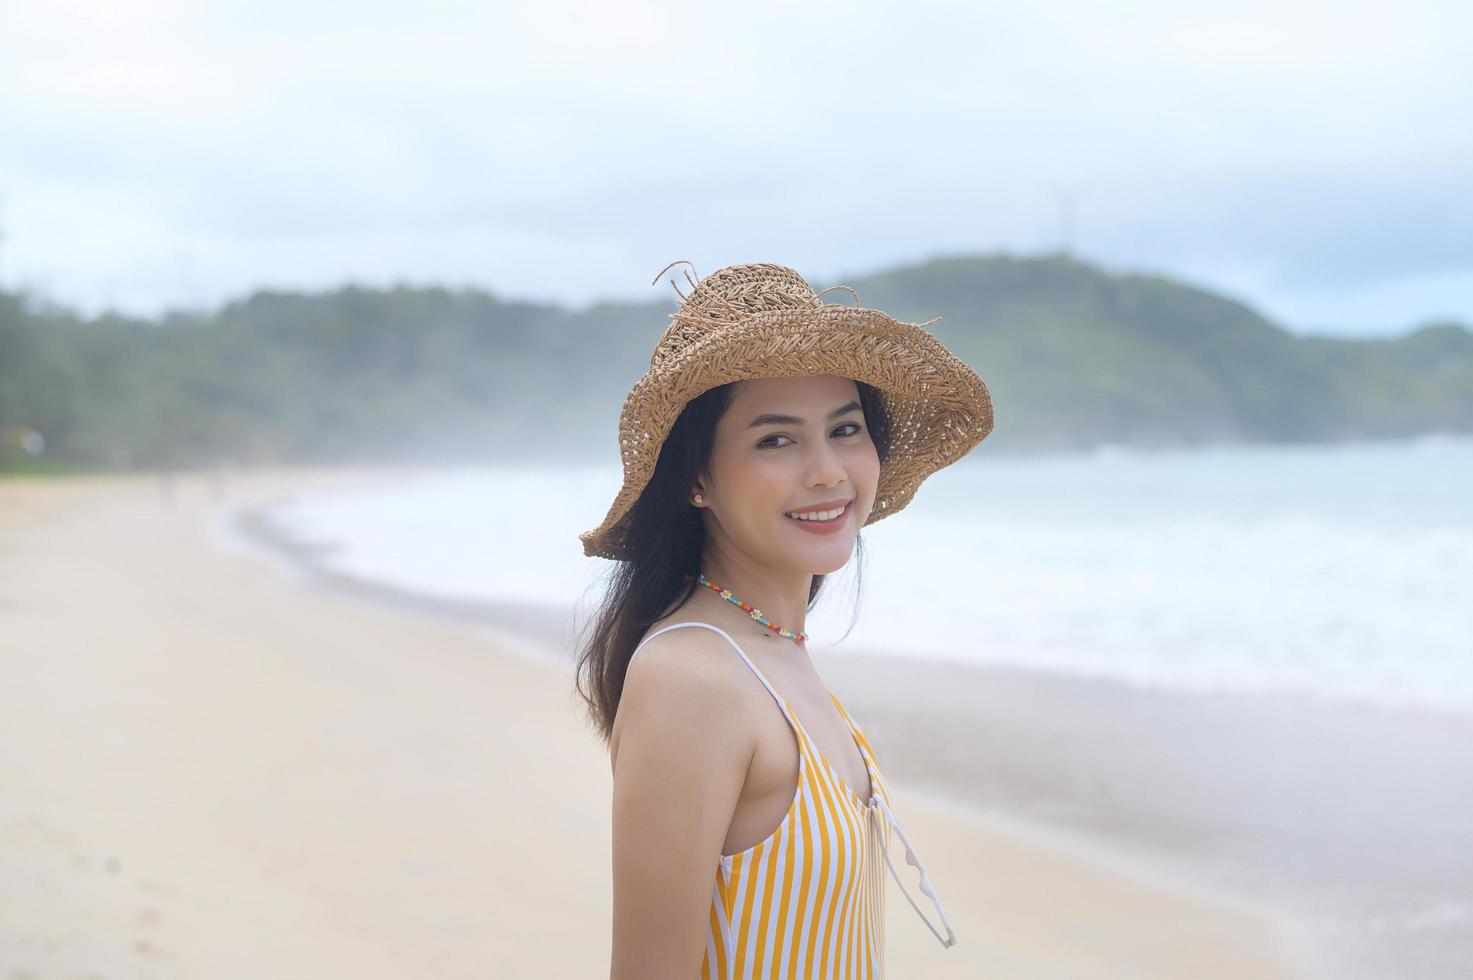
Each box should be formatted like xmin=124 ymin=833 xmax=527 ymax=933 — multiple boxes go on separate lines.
xmin=607 ymin=621 xmax=758 ymax=976
xmin=611 ymin=623 xmax=754 ymax=770
xmin=626 ymin=622 xmax=747 ymax=692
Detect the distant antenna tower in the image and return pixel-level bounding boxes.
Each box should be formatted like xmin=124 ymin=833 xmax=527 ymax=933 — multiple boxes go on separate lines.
xmin=178 ymin=252 xmax=198 ymax=312
xmin=1046 ymin=182 xmax=1086 ymax=257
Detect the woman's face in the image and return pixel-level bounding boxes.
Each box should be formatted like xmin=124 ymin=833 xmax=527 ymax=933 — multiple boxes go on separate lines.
xmin=698 ymin=375 xmax=881 ymax=575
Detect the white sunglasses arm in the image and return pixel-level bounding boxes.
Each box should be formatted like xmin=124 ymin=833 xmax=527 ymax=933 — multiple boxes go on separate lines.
xmin=873 ymin=796 xmax=958 ymax=949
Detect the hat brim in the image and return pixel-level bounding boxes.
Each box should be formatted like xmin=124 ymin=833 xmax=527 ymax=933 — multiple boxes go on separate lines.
xmin=579 ymin=304 xmax=994 ymax=560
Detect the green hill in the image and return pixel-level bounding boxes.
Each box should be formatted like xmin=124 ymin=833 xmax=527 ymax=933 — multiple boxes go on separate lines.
xmin=824 ymin=254 xmax=1473 ymax=451
xmin=2 ymin=252 xmax=1469 ymax=471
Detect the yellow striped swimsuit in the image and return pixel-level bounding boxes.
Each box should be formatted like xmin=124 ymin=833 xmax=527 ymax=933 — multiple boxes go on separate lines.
xmin=631 ymin=622 xmax=956 ymax=979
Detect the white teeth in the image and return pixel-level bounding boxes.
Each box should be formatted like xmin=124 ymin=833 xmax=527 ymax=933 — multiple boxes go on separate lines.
xmin=785 ymin=505 xmax=845 ymax=521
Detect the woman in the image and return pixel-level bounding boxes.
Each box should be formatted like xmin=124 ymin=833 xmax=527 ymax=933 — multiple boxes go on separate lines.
xmin=576 ymin=261 xmax=995 ymax=978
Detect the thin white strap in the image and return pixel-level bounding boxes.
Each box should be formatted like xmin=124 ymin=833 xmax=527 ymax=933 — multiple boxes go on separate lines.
xmin=626 ymin=621 xmax=785 ymax=709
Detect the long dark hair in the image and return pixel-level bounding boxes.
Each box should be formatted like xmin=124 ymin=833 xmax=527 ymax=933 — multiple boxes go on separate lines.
xmin=574 ymin=379 xmax=892 ymax=744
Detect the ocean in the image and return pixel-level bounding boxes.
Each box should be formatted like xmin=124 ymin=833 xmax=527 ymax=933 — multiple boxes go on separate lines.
xmin=258 ymin=434 xmax=1473 ymax=718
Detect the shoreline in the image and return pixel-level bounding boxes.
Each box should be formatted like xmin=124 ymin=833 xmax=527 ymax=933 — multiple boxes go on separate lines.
xmin=222 ymin=470 xmax=1473 ymax=979
xmin=221 ymin=492 xmax=1283 ymax=916
xmin=2 ymin=464 xmax=1316 ymax=978
xmin=218 ymin=476 xmax=1324 ymax=935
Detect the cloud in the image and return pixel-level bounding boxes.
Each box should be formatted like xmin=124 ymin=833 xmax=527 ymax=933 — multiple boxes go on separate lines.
xmin=0 ymin=0 xmax=1468 ymax=335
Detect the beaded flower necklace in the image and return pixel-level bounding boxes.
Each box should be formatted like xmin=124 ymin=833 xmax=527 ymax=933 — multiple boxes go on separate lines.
xmin=696 ymin=572 xmax=807 ymax=642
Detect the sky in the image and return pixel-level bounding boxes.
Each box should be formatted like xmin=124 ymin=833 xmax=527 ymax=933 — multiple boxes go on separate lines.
xmin=1 ymin=0 xmax=1469 ymax=338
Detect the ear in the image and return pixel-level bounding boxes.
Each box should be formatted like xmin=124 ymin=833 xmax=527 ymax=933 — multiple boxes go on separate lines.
xmin=691 ymin=473 xmax=713 ymax=505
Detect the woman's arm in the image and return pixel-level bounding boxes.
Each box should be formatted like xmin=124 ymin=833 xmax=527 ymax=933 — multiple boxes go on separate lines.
xmin=608 ymin=634 xmax=753 ymax=979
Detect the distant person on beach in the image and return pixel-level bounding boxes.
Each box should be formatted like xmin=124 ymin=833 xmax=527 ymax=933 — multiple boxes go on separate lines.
xmin=575 ymin=261 xmax=995 ymax=977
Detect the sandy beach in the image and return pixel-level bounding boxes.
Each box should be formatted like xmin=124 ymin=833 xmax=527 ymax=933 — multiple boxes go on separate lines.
xmin=0 ymin=466 xmax=1304 ymax=978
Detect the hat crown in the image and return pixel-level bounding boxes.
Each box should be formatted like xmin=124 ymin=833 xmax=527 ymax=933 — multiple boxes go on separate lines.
xmin=650 ymin=262 xmax=824 ymax=369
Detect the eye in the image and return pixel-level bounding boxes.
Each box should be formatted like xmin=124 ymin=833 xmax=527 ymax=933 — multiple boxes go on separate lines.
xmin=757 ymin=423 xmax=864 ymax=449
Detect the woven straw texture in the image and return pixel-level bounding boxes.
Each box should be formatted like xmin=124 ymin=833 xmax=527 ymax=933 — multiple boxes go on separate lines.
xmin=579 ymin=261 xmax=995 ymax=560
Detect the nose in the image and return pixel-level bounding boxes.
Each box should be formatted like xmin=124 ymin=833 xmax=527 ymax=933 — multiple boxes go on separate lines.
xmin=805 ymin=435 xmax=847 ymax=489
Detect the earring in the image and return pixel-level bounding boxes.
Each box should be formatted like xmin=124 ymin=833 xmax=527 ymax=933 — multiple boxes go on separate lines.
xmin=692 ymin=493 xmax=703 ymax=504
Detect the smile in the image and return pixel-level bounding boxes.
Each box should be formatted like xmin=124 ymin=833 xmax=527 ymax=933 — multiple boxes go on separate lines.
xmin=783 ymin=500 xmax=852 ymax=532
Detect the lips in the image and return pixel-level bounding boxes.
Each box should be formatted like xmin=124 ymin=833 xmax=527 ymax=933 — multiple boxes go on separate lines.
xmin=783 ymin=499 xmax=853 ymax=531
xmin=782 ymin=498 xmax=853 ymax=519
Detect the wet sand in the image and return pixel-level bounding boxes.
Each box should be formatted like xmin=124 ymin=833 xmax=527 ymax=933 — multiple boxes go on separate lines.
xmin=1 ymin=466 xmax=1307 ymax=978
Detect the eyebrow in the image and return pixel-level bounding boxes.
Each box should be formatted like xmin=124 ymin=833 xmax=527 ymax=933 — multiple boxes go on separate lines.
xmin=746 ymin=400 xmax=863 ymax=429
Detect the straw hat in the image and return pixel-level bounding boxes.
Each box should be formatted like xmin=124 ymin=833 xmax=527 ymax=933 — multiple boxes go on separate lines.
xmin=579 ymin=260 xmax=995 ymax=560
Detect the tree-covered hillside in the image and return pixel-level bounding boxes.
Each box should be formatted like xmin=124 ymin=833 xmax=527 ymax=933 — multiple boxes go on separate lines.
xmin=831 ymin=254 xmax=1473 ymax=450
xmin=2 ymin=253 xmax=1469 ymax=471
